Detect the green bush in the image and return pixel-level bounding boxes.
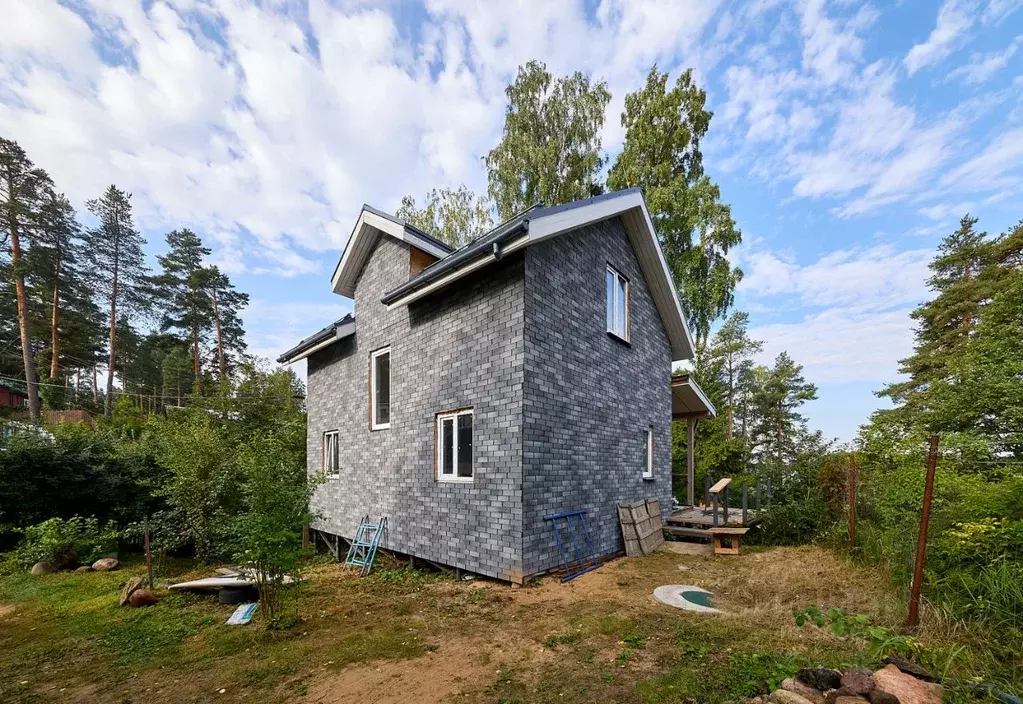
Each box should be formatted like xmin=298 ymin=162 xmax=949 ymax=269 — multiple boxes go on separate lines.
xmin=8 ymin=516 xmax=118 ymax=570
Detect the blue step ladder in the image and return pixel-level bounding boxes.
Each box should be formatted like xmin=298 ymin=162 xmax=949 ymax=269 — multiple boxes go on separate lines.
xmin=344 ymin=516 xmax=387 ymax=576
xmin=545 ymin=510 xmax=599 ymax=582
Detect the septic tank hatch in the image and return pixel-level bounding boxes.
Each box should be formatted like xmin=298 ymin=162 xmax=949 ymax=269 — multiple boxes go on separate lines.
xmin=653 ymin=585 xmax=719 ymax=614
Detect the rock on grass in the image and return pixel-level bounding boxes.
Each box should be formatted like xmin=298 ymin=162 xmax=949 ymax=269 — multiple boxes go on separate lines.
xmin=797 ymin=669 xmax=843 ymax=692
xmin=772 ymin=689 xmax=817 ymax=704
xmin=782 ymin=677 xmax=825 ymax=704
xmin=873 ymin=665 xmax=941 ymax=704
xmin=840 ymin=668 xmax=876 ymax=695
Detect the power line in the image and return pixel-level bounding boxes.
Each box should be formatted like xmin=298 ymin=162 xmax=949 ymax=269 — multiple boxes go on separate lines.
xmin=0 ymin=374 xmax=304 ymax=402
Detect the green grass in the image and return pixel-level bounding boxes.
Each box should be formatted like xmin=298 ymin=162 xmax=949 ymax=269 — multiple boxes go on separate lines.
xmin=328 ymin=622 xmax=437 ymax=668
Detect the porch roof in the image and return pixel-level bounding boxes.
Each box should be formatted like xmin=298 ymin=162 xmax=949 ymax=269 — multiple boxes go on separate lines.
xmin=671 ymin=374 xmax=716 ymax=419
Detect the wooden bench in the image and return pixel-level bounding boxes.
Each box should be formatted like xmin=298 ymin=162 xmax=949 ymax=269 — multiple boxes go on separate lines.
xmin=708 ymin=526 xmax=749 ymax=556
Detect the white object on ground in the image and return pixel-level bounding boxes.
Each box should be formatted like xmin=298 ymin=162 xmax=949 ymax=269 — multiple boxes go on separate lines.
xmin=168 ymin=575 xmax=294 ymax=592
xmin=653 ymin=584 xmax=720 ymax=614
xmin=226 ymin=603 xmax=257 ymax=625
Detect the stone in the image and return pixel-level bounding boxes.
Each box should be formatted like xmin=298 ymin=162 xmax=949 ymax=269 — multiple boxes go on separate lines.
xmin=841 ymin=668 xmax=876 ymax=695
xmin=92 ymin=557 xmax=119 ymax=572
xmin=868 ymin=690 xmax=900 ymax=704
xmin=119 ymin=576 xmax=144 ymax=606
xmin=30 ymin=562 xmax=56 ymax=575
xmin=771 ymin=689 xmax=816 ymax=704
xmin=883 ymin=657 xmax=936 ymax=683
xmin=76 ymin=566 xmax=93 ymax=573
xmin=825 ymin=689 xmax=862 ymax=704
xmin=782 ymin=677 xmax=826 ymax=704
xmin=797 ymin=669 xmax=844 ymax=692
xmin=128 ymin=589 xmax=159 ymax=607
xmin=835 ymin=697 xmax=869 ymax=704
xmin=873 ymin=665 xmax=942 ymax=704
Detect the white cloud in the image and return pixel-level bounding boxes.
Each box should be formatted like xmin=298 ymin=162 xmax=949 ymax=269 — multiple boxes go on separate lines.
xmin=739 ymin=242 xmax=932 ymax=312
xmin=948 ymin=35 xmax=1022 ymax=84
xmin=945 ymin=127 xmax=1023 ymax=189
xmin=750 ymin=307 xmax=916 ymax=383
xmin=739 ymin=239 xmax=932 ymax=383
xmin=904 ymin=0 xmax=976 ymax=75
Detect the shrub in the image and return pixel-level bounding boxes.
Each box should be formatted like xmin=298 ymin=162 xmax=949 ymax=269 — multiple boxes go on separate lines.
xmin=9 ymin=516 xmax=118 ymax=570
xmin=231 ymin=433 xmax=319 ymax=628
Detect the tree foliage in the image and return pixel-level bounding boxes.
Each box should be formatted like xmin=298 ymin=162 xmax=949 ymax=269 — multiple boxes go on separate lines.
xmin=608 ymin=67 xmax=743 ymax=345
xmin=397 ymin=185 xmax=493 ymax=248
xmin=485 ymin=61 xmax=610 ymax=220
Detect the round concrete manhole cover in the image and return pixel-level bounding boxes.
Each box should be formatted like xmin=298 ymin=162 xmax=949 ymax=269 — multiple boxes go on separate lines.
xmin=653 ymin=585 xmax=719 ymax=613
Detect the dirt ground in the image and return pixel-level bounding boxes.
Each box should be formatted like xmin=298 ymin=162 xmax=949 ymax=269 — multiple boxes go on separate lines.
xmin=0 ymin=545 xmax=904 ymax=704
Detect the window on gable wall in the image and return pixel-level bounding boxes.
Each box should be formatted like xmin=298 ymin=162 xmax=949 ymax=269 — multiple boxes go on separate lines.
xmin=643 ymin=428 xmax=653 ymax=479
xmin=606 ymin=265 xmax=629 ymax=341
xmin=437 ymin=408 xmax=473 ymax=481
xmin=323 ymin=430 xmax=340 ymax=478
xmin=371 ymin=347 xmax=390 ymax=429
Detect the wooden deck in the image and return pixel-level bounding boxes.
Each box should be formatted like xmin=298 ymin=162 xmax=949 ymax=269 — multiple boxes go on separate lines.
xmin=667 ymin=505 xmax=759 ymax=528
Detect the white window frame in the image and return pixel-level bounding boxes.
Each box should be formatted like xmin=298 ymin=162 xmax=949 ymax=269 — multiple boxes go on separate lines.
xmin=323 ymin=430 xmax=340 ymax=478
xmin=642 ymin=427 xmax=654 ymax=479
xmin=436 ymin=408 xmax=474 ymax=483
xmin=370 ymin=347 xmax=390 ymax=430
xmin=606 ymin=265 xmax=630 ymax=342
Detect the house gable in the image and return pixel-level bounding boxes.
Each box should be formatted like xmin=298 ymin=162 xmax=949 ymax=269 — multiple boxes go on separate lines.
xmin=380 ymin=189 xmax=695 ymax=362
xmin=330 ymin=205 xmax=453 ymax=298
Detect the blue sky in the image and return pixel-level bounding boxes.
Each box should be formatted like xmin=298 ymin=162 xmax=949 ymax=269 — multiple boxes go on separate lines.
xmin=2 ymin=0 xmax=1021 ymax=442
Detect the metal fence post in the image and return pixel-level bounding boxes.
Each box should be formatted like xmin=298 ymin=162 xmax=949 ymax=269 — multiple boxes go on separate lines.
xmin=848 ymin=453 xmax=857 ymax=552
xmin=742 ymin=485 xmax=749 ymax=525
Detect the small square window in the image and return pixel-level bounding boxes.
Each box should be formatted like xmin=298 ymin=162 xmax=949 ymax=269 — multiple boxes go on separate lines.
xmin=642 ymin=428 xmax=653 ymax=479
xmin=323 ymin=430 xmax=340 ymax=478
xmin=371 ymin=347 xmax=390 ymax=429
xmin=437 ymin=408 xmax=473 ymax=482
xmin=606 ymin=266 xmax=629 ymax=341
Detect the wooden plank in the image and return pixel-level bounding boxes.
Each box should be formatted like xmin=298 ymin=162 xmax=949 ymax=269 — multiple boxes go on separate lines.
xmin=709 ymin=477 xmax=732 ymax=494
xmin=663 ymin=526 xmax=712 ymax=541
xmin=708 ymin=526 xmax=749 ymax=536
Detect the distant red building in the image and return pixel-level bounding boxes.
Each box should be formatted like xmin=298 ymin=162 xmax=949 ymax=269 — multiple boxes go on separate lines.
xmin=0 ymin=381 xmax=28 ymax=409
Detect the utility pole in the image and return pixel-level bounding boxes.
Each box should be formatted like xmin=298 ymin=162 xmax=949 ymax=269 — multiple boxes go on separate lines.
xmin=907 ymin=435 xmax=939 ymax=630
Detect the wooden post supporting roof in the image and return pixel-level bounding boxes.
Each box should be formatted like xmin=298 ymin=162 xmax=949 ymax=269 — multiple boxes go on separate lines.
xmin=671 ymin=375 xmax=717 ymax=507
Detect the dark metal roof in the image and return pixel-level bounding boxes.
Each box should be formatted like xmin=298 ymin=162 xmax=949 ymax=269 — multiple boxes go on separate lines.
xmin=276 ymin=313 xmax=355 ymax=364
xmin=380 ymin=188 xmax=645 ymax=305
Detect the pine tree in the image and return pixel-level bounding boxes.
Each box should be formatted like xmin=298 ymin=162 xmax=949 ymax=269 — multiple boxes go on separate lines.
xmin=749 ymin=352 xmax=818 ymax=468
xmin=879 ymin=215 xmax=995 ymax=427
xmin=485 ymin=61 xmax=610 ymax=219
xmin=607 ymin=67 xmax=743 ymax=346
xmin=206 ymin=266 xmax=248 ymax=382
xmin=707 ymin=312 xmax=763 ymax=439
xmin=0 ymin=138 xmax=51 ymax=419
xmin=153 ymin=229 xmax=213 ymax=394
xmin=84 ymin=185 xmax=151 ymax=420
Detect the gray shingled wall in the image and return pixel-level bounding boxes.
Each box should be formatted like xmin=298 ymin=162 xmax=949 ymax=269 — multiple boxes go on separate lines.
xmin=306 ymin=236 xmax=526 ymax=582
xmin=306 ymin=216 xmax=672 ymax=583
xmin=520 ymin=218 xmax=673 ymax=578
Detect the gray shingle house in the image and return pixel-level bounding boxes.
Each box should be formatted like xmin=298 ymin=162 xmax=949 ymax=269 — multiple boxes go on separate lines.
xmin=279 ymin=188 xmax=713 ymax=583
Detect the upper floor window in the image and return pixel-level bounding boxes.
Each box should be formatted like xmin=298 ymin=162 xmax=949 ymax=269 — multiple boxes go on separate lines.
xmin=606 ymin=266 xmax=629 ymax=341
xmin=323 ymin=430 xmax=340 ymax=478
xmin=371 ymin=347 xmax=390 ymax=429
xmin=437 ymin=408 xmax=473 ymax=482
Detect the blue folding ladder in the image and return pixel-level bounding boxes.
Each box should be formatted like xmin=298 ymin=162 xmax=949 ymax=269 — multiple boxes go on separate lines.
xmin=545 ymin=510 xmax=599 ymax=582
xmin=344 ymin=516 xmax=387 ymax=576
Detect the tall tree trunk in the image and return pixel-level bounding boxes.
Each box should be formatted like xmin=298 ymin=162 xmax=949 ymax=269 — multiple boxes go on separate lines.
xmin=49 ymin=256 xmax=61 ymax=379
xmin=104 ymin=217 xmax=120 ymax=421
xmin=92 ymin=364 xmax=99 ymax=405
xmin=7 ymin=212 xmax=41 ymax=419
xmin=191 ymin=323 xmax=201 ymax=395
xmin=212 ymin=287 xmax=227 ymax=380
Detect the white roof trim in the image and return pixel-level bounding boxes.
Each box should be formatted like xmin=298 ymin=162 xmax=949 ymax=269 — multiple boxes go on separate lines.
xmin=672 ymin=375 xmax=717 ymax=418
xmin=527 ymin=192 xmax=695 ymax=361
xmin=331 ymin=209 xmax=450 ymax=297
